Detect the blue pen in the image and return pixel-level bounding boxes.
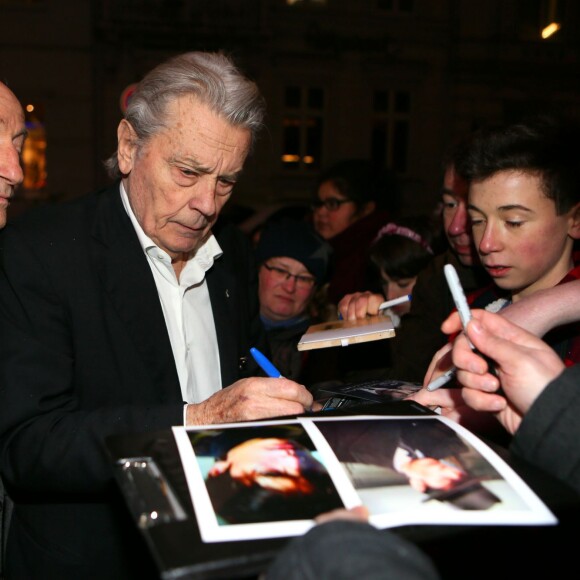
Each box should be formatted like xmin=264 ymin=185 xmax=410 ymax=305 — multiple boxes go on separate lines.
xmin=250 ymin=347 xmax=283 ymax=378
xmin=250 ymin=348 xmax=319 ymax=413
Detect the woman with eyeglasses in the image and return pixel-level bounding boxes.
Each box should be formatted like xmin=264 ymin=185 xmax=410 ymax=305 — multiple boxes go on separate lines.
xmin=254 ymin=219 xmax=339 ymax=386
xmin=311 ymin=159 xmax=396 ymax=305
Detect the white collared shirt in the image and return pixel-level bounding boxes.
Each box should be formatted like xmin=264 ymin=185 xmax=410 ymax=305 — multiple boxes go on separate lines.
xmin=120 ymin=183 xmax=222 ymax=405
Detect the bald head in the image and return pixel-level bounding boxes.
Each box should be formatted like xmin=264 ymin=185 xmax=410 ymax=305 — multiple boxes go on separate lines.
xmin=0 ymin=81 xmax=26 ymax=229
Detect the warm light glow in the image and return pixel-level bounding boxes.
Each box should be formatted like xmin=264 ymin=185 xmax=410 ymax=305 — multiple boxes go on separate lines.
xmin=22 ymin=109 xmax=47 ymax=192
xmin=281 ymin=154 xmax=316 ymax=164
xmin=281 ymin=154 xmax=300 ymax=163
xmin=541 ymin=22 xmax=561 ymax=39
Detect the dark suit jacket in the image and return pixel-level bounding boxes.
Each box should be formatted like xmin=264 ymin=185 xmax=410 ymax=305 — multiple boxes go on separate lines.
xmin=315 ymin=418 xmax=468 ymax=470
xmin=512 ymin=364 xmax=580 ymax=496
xmin=0 ymin=184 xmax=267 ymax=578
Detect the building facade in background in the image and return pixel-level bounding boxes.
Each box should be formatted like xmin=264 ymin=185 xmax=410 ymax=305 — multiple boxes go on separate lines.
xmin=1 ymin=0 xmax=579 ymax=218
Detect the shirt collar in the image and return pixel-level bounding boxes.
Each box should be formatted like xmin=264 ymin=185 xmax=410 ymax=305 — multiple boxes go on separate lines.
xmin=119 ymin=181 xmax=223 ymax=268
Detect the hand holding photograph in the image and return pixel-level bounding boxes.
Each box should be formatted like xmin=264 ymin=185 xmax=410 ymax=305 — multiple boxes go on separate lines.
xmin=172 ymin=415 xmax=556 ymax=543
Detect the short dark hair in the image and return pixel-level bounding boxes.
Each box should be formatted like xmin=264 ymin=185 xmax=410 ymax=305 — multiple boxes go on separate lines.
xmin=370 ymin=215 xmax=438 ymax=279
xmin=455 ymin=113 xmax=580 ymax=215
xmin=315 ymin=159 xmax=399 ymax=212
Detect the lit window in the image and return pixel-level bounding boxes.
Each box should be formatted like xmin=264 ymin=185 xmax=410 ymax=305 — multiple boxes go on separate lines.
xmin=371 ymin=89 xmax=410 ymax=173
xmin=22 ymin=103 xmax=47 ymax=194
xmin=282 ymin=86 xmax=324 ymax=171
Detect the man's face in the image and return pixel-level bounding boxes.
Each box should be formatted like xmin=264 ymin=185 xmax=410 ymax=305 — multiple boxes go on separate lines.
xmin=0 ymin=83 xmax=26 ymax=229
xmin=258 ymin=257 xmax=317 ymax=322
xmin=469 ymin=170 xmax=580 ymax=301
xmin=441 ymin=165 xmax=478 ymax=266
xmin=118 ymin=95 xmax=251 ymax=261
xmin=209 ymin=437 xmax=326 ymax=494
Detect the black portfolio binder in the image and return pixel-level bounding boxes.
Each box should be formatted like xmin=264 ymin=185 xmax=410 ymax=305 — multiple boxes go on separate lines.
xmin=106 ymin=400 xmax=580 ymax=579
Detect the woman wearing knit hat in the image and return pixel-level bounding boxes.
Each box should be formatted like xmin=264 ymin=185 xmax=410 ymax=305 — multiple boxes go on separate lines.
xmin=255 ymin=219 xmax=338 ymax=386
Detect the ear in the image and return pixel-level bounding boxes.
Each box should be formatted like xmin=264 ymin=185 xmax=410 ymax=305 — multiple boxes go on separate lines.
xmin=117 ymin=119 xmax=138 ymax=176
xmin=567 ymin=202 xmax=580 ymax=240
xmin=358 ymin=201 xmax=376 ymax=218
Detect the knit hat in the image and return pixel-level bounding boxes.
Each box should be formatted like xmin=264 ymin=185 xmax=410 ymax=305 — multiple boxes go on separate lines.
xmin=255 ymin=219 xmax=332 ymax=284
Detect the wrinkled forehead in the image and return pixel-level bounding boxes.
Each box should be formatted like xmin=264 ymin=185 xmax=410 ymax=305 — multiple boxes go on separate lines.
xmin=443 ymin=165 xmax=468 ymax=200
xmin=0 ymin=83 xmax=25 ymax=129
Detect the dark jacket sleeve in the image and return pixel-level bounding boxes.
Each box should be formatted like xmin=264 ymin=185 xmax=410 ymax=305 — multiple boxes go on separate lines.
xmin=0 ymin=221 xmax=184 ymax=495
xmin=511 ymin=365 xmax=580 ymax=496
xmin=0 ymin=196 xmax=271 ymax=497
xmin=211 ymin=222 xmax=269 ymax=383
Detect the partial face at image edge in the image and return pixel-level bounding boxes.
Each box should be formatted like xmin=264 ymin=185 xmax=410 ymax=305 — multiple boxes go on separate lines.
xmin=468 ymin=169 xmax=580 ymax=301
xmin=0 ymin=82 xmax=26 ymax=229
xmin=441 ymin=165 xmax=478 ymax=267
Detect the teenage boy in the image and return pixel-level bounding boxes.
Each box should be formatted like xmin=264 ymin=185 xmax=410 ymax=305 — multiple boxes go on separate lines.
xmin=414 ymin=114 xmax=580 ymax=423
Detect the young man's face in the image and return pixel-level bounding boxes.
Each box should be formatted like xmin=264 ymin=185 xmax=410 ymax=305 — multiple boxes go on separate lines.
xmin=441 ymin=165 xmax=478 ymax=266
xmin=468 ymin=170 xmax=580 ymax=301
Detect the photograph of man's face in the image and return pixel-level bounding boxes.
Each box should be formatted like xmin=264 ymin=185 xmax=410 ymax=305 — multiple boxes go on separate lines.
xmin=189 ymin=425 xmax=344 ymax=525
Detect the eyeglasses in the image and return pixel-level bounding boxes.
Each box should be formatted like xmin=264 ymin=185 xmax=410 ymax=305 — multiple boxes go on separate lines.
xmin=262 ymin=263 xmax=316 ymax=289
xmin=310 ymin=197 xmax=353 ymax=212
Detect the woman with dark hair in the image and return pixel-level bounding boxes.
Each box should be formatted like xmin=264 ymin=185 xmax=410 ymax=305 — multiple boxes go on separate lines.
xmin=369 ymin=215 xmax=441 ymax=327
xmin=311 ymin=159 xmax=396 ymax=305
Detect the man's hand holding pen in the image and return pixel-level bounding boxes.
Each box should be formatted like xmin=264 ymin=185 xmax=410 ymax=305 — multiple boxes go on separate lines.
xmin=406 ymin=331 xmax=495 ymax=432
xmin=442 ymin=308 xmax=566 ymax=435
xmin=249 ymin=347 xmax=319 ymax=413
xmin=185 ymin=376 xmax=314 ymax=426
xmin=407 ymin=342 xmax=468 ymax=421
xmin=408 ymin=312 xmax=509 ymax=431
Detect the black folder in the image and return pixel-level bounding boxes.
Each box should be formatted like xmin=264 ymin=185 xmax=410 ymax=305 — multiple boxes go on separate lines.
xmin=106 ymin=400 xmax=431 ymax=579
xmin=106 ymin=400 xmax=580 ymax=579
